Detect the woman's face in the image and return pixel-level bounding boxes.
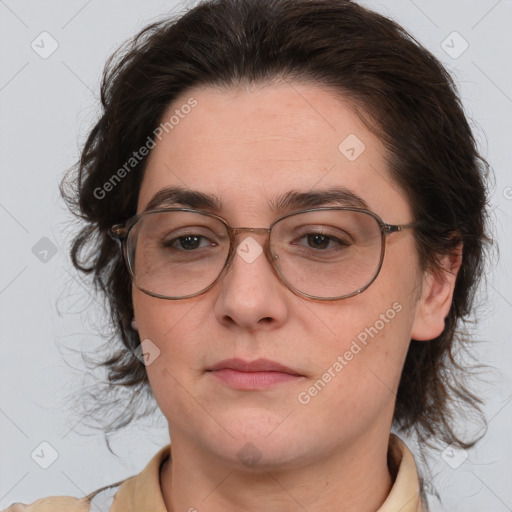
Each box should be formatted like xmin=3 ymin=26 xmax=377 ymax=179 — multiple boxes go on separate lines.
xmin=133 ymin=81 xmax=431 ymax=468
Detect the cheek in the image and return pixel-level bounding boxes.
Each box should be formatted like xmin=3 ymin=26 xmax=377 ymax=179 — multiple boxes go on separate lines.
xmin=133 ymin=287 xmax=199 ymax=345
xmin=335 ymin=301 xmax=410 ymax=384
xmin=134 ymin=295 xmax=209 ymax=425
xmin=300 ymin=250 xmax=418 ymax=417
xmin=294 ymin=304 xmax=412 ymax=443
xmin=132 ymin=290 xmax=204 ymax=381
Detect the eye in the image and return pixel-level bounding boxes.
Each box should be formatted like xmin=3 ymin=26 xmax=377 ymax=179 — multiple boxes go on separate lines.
xmin=162 ymin=233 xmax=217 ymax=251
xmin=300 ymin=232 xmax=350 ymax=251
xmin=289 ymin=225 xmax=353 ymax=252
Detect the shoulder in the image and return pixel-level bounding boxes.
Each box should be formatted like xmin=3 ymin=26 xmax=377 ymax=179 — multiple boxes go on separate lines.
xmin=3 ymin=496 xmax=90 ymax=512
xmin=3 ymin=479 xmax=126 ymax=512
xmin=3 ymin=444 xmax=170 ymax=512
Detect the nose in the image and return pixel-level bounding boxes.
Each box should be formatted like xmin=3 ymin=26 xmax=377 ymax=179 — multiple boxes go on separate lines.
xmin=212 ymin=230 xmax=289 ymax=331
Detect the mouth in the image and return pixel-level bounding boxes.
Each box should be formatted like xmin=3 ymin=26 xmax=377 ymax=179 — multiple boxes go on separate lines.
xmin=206 ymin=358 xmax=305 ymax=390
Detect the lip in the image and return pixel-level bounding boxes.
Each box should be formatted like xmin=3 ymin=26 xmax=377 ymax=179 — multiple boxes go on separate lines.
xmin=207 ymin=358 xmax=304 ymax=390
xmin=208 ymin=358 xmax=301 ymax=374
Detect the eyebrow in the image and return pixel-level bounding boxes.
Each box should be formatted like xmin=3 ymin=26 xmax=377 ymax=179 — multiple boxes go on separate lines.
xmin=144 ymin=185 xmax=369 ymax=213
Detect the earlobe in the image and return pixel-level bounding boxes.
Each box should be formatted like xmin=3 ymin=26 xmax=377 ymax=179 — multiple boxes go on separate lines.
xmin=410 ymin=244 xmax=463 ymax=341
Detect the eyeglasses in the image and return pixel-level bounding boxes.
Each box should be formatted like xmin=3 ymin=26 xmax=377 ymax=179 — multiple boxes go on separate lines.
xmin=110 ymin=207 xmax=418 ymax=301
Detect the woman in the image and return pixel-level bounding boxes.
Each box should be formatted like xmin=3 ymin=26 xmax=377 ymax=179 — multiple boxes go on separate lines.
xmin=6 ymin=0 xmax=491 ymax=510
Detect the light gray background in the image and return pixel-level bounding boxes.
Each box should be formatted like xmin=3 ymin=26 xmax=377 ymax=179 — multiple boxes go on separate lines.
xmin=1 ymin=1 xmax=511 ymax=510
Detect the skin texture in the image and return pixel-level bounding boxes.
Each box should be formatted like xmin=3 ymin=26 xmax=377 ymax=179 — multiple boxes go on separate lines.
xmin=132 ymin=81 xmax=461 ymax=512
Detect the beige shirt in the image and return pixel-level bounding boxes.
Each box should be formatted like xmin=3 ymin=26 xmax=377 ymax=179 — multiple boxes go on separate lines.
xmin=4 ymin=434 xmax=422 ymax=511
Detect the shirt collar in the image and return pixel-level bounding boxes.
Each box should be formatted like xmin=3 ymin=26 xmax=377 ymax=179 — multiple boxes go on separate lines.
xmin=378 ymin=434 xmax=423 ymax=512
xmin=111 ymin=433 xmax=421 ymax=512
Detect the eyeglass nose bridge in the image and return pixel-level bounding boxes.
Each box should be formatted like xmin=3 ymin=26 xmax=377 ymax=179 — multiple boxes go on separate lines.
xmin=228 ymin=226 xmax=274 ymax=255
xmin=230 ymin=226 xmax=271 ymax=237
xmin=215 ymin=225 xmax=285 ymax=299
xmin=224 ymin=226 xmax=279 ymax=268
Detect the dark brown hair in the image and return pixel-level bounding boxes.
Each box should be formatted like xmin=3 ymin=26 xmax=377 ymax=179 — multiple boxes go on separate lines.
xmin=60 ymin=0 xmax=492 ymax=503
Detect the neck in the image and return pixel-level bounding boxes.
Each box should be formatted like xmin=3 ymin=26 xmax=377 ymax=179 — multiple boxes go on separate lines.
xmin=160 ymin=429 xmax=394 ymax=512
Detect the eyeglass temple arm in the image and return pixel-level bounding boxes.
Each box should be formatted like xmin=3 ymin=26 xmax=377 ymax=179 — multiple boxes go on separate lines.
xmin=383 ymin=220 xmax=420 ymax=234
xmin=109 ymin=224 xmax=127 ymax=241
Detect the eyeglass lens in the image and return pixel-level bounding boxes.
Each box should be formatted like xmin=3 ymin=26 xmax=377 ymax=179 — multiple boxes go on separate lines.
xmin=125 ymin=210 xmax=383 ymax=299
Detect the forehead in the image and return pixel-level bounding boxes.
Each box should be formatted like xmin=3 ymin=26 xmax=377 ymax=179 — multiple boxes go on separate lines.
xmin=137 ymin=82 xmax=411 ymax=223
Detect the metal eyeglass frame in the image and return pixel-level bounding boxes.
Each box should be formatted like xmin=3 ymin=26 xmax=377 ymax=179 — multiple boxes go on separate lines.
xmin=109 ymin=206 xmax=419 ymax=301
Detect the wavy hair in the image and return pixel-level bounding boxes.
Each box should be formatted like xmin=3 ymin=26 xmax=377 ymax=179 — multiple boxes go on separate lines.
xmin=60 ymin=0 xmax=493 ymax=504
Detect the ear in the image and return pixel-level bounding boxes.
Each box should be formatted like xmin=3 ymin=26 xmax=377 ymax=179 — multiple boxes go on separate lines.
xmin=411 ymin=243 xmax=463 ymax=341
